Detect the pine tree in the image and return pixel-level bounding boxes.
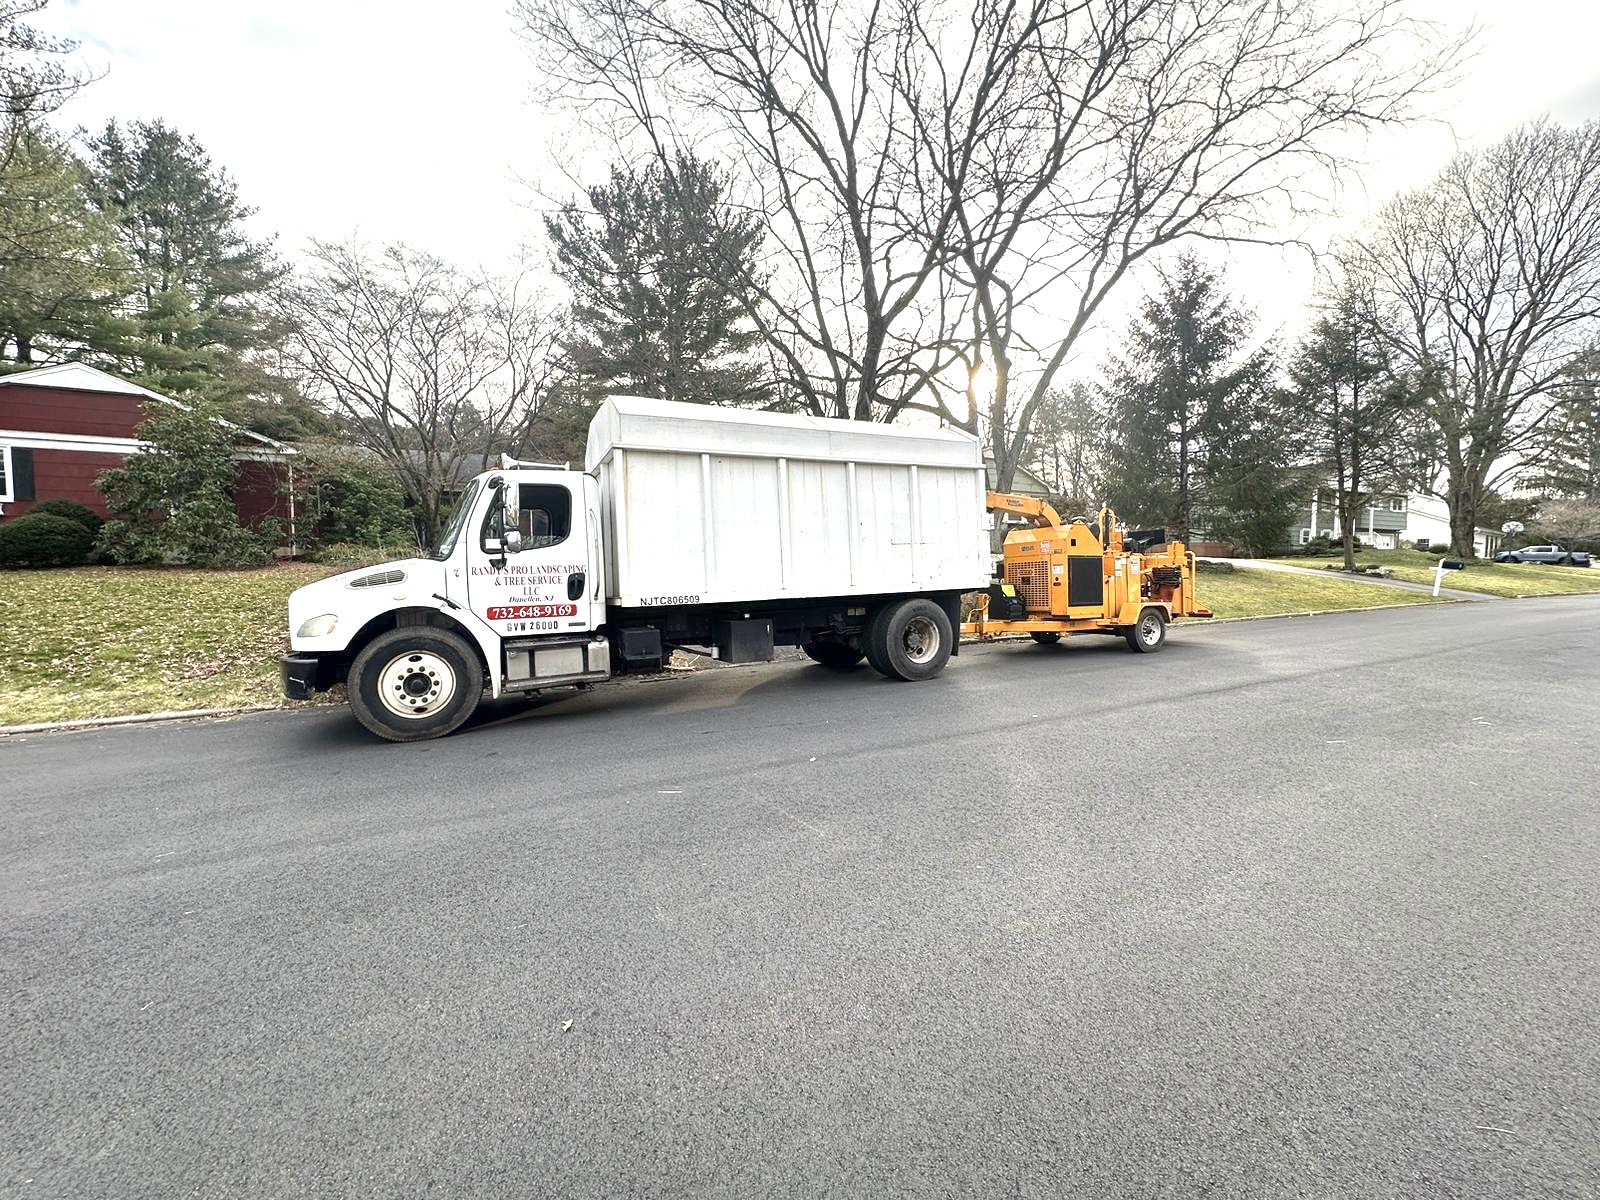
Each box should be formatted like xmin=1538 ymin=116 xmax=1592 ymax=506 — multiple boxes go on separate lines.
xmin=1536 ymin=347 xmax=1599 ymax=500
xmin=1098 ymin=255 xmax=1293 ymax=548
xmin=0 ymin=120 xmax=130 ymax=365
xmin=1199 ymin=368 xmax=1302 ymax=556
xmin=86 ymin=119 xmax=288 ymax=404
xmin=547 ymin=153 xmax=765 ymax=406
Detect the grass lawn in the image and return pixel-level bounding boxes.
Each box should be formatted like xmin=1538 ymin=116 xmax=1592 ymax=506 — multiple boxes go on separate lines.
xmin=0 ymin=563 xmax=332 ymax=727
xmin=1193 ymin=564 xmax=1446 ymax=620
xmin=1265 ymin=548 xmax=1600 ymax=598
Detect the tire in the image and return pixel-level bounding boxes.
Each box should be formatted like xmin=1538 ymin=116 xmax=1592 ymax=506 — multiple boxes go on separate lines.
xmin=802 ymin=640 xmax=864 ymax=670
xmin=347 ymin=627 xmax=483 ymax=742
xmin=1029 ymin=631 xmax=1062 ymax=645
xmin=1123 ymin=607 xmax=1167 ymax=654
xmin=861 ymin=606 xmax=893 ymax=676
xmin=871 ymin=598 xmax=954 ymax=681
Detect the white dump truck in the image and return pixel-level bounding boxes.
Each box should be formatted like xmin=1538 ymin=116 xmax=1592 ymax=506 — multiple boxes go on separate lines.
xmin=282 ymin=397 xmax=992 ymax=740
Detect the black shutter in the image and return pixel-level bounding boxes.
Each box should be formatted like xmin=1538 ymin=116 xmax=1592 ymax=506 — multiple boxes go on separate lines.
xmin=11 ymin=447 xmax=34 ymax=501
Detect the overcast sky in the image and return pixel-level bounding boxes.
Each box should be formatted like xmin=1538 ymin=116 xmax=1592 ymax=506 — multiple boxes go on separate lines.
xmin=35 ymin=0 xmax=1600 ymax=362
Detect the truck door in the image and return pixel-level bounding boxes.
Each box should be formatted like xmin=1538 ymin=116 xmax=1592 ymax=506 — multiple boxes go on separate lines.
xmin=466 ymin=475 xmax=599 ymax=640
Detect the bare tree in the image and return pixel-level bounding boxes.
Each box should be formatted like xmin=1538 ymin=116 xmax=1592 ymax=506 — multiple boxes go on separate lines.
xmin=1354 ymin=120 xmax=1600 ymax=556
xmin=519 ymin=0 xmax=1458 ymax=488
xmin=1023 ymin=382 xmax=1101 ymax=510
xmin=283 ymin=241 xmax=564 ymax=543
xmin=520 ymin=0 xmax=961 ymax=422
xmin=1529 ymin=496 xmax=1600 ymax=552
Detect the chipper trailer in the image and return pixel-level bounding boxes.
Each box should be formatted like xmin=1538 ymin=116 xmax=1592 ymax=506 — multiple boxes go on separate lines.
xmin=963 ymin=492 xmax=1212 ymax=651
xmin=281 ymin=397 xmax=1209 ymax=741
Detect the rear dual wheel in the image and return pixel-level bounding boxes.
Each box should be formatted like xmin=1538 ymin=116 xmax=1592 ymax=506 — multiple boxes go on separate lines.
xmin=866 ymin=598 xmax=953 ymax=681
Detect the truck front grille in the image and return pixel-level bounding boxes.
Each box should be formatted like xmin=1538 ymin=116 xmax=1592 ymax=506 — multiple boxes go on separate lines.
xmin=1006 ymin=558 xmax=1050 ymax=611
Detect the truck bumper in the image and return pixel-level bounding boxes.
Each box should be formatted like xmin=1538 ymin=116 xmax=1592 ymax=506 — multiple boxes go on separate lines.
xmin=281 ymin=653 xmax=331 ymax=700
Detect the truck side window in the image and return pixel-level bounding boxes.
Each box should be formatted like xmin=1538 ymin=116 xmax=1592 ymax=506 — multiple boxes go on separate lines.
xmin=516 ymin=483 xmax=571 ymax=550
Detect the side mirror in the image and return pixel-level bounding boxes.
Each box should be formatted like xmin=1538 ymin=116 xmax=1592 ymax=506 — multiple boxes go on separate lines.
xmin=504 ymin=530 xmax=523 ymax=553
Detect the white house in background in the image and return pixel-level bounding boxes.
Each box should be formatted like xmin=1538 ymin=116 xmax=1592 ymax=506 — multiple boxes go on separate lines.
xmin=1291 ymin=488 xmax=1502 ymax=557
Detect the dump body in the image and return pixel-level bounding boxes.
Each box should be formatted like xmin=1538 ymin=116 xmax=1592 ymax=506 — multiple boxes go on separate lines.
xmin=584 ymin=396 xmax=991 ymax=608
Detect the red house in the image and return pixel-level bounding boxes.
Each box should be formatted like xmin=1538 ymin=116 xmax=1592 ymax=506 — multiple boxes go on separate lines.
xmin=0 ymin=362 xmax=295 ymax=537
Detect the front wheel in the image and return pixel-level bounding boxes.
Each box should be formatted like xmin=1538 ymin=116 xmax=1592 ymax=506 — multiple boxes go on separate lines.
xmin=1124 ymin=608 xmax=1167 ymax=654
xmin=1029 ymin=632 xmax=1062 ymax=645
xmin=348 ymin=627 xmax=483 ymax=742
xmin=871 ymin=598 xmax=954 ymax=681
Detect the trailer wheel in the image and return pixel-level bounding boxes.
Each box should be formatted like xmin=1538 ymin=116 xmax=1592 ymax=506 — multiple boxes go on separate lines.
xmin=873 ymin=598 xmax=953 ymax=681
xmin=348 ymin=627 xmax=483 ymax=742
xmin=1124 ymin=608 xmax=1167 ymax=654
xmin=1029 ymin=632 xmax=1062 ymax=645
xmin=802 ymin=640 xmax=864 ymax=670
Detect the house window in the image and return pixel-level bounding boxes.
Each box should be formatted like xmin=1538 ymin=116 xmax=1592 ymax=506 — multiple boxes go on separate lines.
xmin=1389 ymin=497 xmax=1406 ymax=511
xmin=0 ymin=444 xmax=11 ymax=503
xmin=1298 ymin=528 xmax=1311 ymax=545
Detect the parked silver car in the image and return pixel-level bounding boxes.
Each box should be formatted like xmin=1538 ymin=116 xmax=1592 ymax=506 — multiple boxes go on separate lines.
xmin=1494 ymin=544 xmax=1592 ymax=566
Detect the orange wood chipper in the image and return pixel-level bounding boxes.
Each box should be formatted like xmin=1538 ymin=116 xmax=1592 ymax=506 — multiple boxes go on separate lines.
xmin=961 ymin=492 xmax=1213 ymax=652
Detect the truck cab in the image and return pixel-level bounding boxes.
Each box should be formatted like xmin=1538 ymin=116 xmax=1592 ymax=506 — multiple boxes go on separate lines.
xmin=283 ymin=465 xmax=612 ymax=741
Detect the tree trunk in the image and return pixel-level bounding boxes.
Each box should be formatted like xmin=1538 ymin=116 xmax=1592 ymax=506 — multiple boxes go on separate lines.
xmin=1448 ymin=479 xmax=1477 ymax=558
xmin=15 ymin=333 xmax=32 ymax=364
xmin=1340 ymin=505 xmax=1358 ymax=571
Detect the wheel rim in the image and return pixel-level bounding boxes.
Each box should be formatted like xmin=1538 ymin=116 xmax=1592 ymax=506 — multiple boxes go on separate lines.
xmin=1140 ymin=613 xmax=1162 ymax=646
xmin=902 ymin=615 xmax=942 ymax=665
xmin=377 ymin=650 xmax=456 ymax=719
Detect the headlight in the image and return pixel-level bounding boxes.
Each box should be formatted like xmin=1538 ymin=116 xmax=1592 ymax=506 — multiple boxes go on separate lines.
xmin=297 ymin=613 xmax=339 ymax=638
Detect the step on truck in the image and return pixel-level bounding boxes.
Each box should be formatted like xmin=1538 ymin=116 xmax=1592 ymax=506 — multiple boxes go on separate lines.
xmin=282 ymin=397 xmax=993 ymax=741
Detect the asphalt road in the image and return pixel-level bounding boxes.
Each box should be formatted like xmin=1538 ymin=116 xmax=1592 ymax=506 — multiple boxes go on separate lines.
xmin=4 ymin=598 xmax=1598 ymax=1199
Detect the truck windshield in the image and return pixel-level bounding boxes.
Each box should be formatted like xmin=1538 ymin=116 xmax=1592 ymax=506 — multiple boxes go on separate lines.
xmin=429 ymin=479 xmax=482 ymax=561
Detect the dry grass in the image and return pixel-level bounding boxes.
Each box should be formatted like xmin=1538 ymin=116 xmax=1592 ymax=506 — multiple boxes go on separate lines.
xmin=1194 ymin=566 xmax=1446 ymax=620
xmin=1266 ymin=549 xmax=1600 ymax=598
xmin=0 ymin=564 xmax=332 ymax=726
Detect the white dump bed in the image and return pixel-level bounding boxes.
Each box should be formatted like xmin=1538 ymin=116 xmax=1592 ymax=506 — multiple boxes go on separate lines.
xmin=585 ymin=397 xmax=990 ymax=607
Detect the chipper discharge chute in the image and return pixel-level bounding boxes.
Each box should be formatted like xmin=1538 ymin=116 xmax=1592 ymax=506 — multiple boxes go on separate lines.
xmin=961 ymin=492 xmax=1212 ymax=652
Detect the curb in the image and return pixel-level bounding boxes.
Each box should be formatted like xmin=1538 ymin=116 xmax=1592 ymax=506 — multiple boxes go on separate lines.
xmin=0 ymin=704 xmax=282 ymax=737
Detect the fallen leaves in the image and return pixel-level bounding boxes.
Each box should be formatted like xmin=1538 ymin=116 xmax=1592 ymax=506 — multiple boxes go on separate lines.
xmin=0 ymin=563 xmax=330 ymax=726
